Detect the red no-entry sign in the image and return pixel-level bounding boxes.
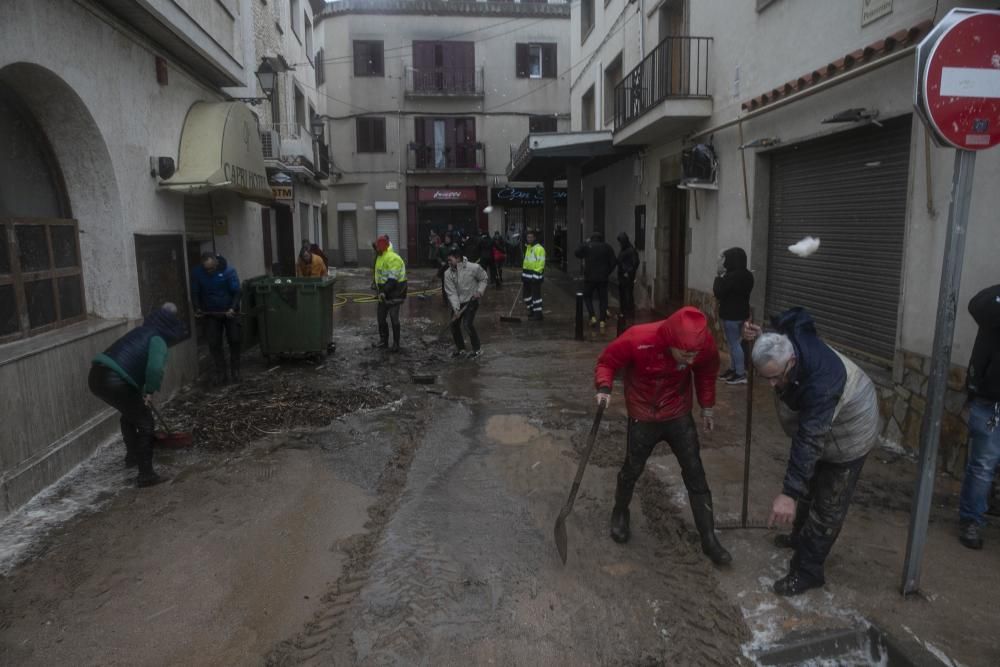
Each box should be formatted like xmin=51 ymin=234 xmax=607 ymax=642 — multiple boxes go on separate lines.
xmin=915 ymin=9 xmax=1000 ymax=150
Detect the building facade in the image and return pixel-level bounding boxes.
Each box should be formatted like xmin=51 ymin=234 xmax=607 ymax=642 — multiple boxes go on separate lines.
xmin=314 ymin=0 xmax=571 ymax=267
xmin=0 ymin=0 xmax=277 ymax=515
xmin=566 ymin=0 xmax=1000 ymax=461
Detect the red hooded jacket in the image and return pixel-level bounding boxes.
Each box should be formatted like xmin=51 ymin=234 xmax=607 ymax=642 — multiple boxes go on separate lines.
xmin=594 ymin=307 xmax=719 ymax=422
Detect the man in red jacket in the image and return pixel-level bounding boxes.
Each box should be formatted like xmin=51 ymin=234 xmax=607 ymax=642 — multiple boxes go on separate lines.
xmin=594 ymin=306 xmax=732 ymax=565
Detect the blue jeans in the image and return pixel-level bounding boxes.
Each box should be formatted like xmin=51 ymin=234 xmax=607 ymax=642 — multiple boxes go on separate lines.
xmin=723 ymin=319 xmax=745 ymax=376
xmin=959 ymin=400 xmax=1000 ymax=526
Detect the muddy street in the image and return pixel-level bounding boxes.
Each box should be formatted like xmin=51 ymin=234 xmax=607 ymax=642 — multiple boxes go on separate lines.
xmin=1 ymin=269 xmax=998 ymax=666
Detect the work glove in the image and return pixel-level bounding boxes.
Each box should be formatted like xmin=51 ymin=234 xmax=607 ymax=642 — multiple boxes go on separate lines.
xmin=701 ymin=407 xmax=715 ymax=433
xmin=595 ymin=390 xmax=610 ymax=407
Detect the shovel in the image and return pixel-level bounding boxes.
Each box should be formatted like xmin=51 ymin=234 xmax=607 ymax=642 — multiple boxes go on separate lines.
xmin=151 ymin=403 xmax=194 ymax=449
xmin=499 ymin=283 xmax=523 ymax=324
xmin=554 ymin=402 xmax=606 ymax=564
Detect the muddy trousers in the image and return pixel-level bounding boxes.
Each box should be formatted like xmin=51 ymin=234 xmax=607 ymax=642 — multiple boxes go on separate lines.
xmin=88 ymin=364 xmax=156 ymax=475
xmin=204 ymin=316 xmax=241 ymax=378
xmin=789 ymin=455 xmax=867 ymax=583
xmin=377 ymin=301 xmax=401 ymax=346
xmin=450 ymin=300 xmax=480 ymax=352
xmin=583 ymin=281 xmax=609 ymax=322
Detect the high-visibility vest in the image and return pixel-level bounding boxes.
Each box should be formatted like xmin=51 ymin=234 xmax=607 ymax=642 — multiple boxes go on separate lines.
xmin=374 ymin=247 xmax=407 ymax=285
xmin=522 ymin=243 xmax=546 ymax=277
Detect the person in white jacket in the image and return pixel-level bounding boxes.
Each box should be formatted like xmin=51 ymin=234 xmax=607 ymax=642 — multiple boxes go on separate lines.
xmin=444 ymin=248 xmax=488 ymax=358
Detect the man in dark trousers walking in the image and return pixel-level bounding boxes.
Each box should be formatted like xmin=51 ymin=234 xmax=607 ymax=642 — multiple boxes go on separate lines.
xmin=616 ymin=232 xmax=639 ymax=317
xmin=191 ymin=253 xmax=242 ymax=384
xmin=713 ymin=247 xmax=754 ymax=385
xmin=575 ymin=232 xmax=617 ymax=331
xmin=958 ymin=284 xmax=1000 ymax=550
xmin=88 ymin=303 xmax=186 ymax=487
xmin=595 ymin=307 xmax=732 ymax=566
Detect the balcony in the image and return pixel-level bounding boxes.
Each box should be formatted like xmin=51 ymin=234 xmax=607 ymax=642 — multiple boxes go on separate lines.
xmin=407 ymin=142 xmax=485 ymax=173
xmin=612 ymin=36 xmax=714 ymax=146
xmin=404 ymin=67 xmax=485 ymax=97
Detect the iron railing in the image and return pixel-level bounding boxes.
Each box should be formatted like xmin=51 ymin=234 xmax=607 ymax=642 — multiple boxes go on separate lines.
xmin=408 ymin=142 xmax=485 ymax=171
xmin=613 ymin=36 xmax=712 ymax=132
xmin=404 ymin=67 xmax=485 ymax=96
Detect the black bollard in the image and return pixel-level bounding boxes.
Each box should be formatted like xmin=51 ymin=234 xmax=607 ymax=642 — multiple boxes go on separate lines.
xmin=575 ymin=292 xmax=584 ymax=340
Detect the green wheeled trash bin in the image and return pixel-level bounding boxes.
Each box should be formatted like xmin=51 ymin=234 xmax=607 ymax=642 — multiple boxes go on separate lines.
xmin=254 ymin=276 xmax=336 ymax=363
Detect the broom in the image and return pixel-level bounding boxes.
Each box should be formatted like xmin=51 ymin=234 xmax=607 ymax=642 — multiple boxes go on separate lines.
xmin=500 ymin=283 xmax=523 ymax=324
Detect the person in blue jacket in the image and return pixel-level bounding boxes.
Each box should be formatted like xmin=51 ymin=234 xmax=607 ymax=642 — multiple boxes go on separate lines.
xmin=744 ymin=308 xmax=879 ymax=596
xmin=191 ymin=252 xmax=242 ymax=383
xmin=88 ymin=303 xmax=187 ymax=487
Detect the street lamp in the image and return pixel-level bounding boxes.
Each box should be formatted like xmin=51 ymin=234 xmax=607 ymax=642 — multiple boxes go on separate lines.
xmin=310 ymin=114 xmax=325 ymax=140
xmin=255 ymin=59 xmax=277 ymax=100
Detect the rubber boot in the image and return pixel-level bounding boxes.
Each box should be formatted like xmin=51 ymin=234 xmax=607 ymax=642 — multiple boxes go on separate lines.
xmin=690 ymin=492 xmax=732 ymax=566
xmin=211 ymin=349 xmax=227 ymax=385
xmin=229 ymin=354 xmax=241 ymax=384
xmin=610 ymin=478 xmax=634 ymax=544
xmin=121 ymin=418 xmax=139 ymax=468
xmin=390 ymin=323 xmax=401 ymax=353
xmin=135 ymin=447 xmax=164 ymax=489
xmin=376 ymin=321 xmax=389 ymax=349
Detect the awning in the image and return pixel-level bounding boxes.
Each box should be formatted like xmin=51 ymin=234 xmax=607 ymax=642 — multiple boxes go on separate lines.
xmin=506 ymin=130 xmax=636 ymax=182
xmin=160 ymin=102 xmax=273 ymax=203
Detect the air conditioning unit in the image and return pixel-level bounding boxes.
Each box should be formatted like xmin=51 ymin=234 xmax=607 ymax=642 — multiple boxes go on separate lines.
xmin=260 ymin=129 xmax=281 ymax=160
xmin=679 ymin=143 xmax=719 ymax=190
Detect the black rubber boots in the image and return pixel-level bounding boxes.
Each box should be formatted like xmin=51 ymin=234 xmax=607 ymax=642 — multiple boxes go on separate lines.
xmin=690 ymin=492 xmax=732 ymax=566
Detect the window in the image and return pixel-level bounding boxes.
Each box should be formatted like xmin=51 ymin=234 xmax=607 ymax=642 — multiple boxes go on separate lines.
xmin=294 ymin=86 xmax=306 ymax=131
xmin=134 ymin=235 xmax=191 ymax=339
xmin=1 ymin=220 xmax=86 ymax=342
xmin=308 ymin=104 xmax=316 ymax=132
xmin=356 ymin=117 xmax=387 ymax=153
xmin=269 ymin=76 xmax=281 ymax=125
xmin=603 ymin=53 xmax=623 ymax=127
xmin=411 ymin=41 xmax=476 ymax=93
xmin=354 ymin=40 xmax=384 ymax=77
xmin=581 ymin=85 xmax=596 ymax=131
xmin=581 ymin=0 xmax=595 ymax=43
xmin=529 ymin=115 xmax=558 ymax=133
xmin=315 ymin=48 xmax=325 ymax=85
xmin=290 ymin=0 xmax=301 ymax=40
xmin=413 ymin=117 xmax=477 ymax=169
xmin=305 ymin=14 xmax=313 ymax=64
xmin=516 ymin=43 xmax=557 ymax=79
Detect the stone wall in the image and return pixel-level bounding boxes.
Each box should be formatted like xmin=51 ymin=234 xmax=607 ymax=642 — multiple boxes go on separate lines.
xmin=685 ymin=288 xmax=970 ymax=476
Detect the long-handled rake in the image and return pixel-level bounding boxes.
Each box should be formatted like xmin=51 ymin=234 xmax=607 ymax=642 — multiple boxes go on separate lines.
xmin=554 ymin=403 xmax=606 ymax=564
xmin=500 ymin=283 xmax=523 ymax=324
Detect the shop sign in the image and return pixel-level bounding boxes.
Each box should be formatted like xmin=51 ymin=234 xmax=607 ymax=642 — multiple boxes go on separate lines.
xmin=272 ymin=185 xmax=294 ymax=201
xmin=861 ymin=0 xmax=892 ymax=27
xmin=417 ymin=187 xmax=478 ymax=202
xmin=491 ymin=186 xmax=568 ymax=207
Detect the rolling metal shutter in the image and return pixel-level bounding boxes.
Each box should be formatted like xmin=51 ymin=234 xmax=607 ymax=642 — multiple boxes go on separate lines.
xmin=183 ymin=195 xmax=214 ymax=242
xmin=765 ymin=115 xmax=912 ymax=365
xmin=376 ymin=210 xmax=400 ymax=248
xmin=341 ymin=214 xmax=358 ymax=263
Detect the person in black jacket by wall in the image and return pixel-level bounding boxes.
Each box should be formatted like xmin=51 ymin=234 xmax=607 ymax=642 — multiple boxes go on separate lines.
xmin=574 ymin=232 xmax=618 ymax=331
xmin=713 ymin=247 xmax=754 ymax=384
xmin=958 ymin=284 xmax=1000 ymax=550
xmin=616 ymin=232 xmax=639 ymax=317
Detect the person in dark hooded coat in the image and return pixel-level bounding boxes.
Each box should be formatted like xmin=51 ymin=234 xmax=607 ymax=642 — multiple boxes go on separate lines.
xmin=89 ymin=303 xmax=187 ymax=488
xmin=616 ymin=232 xmax=639 ymax=317
xmin=713 ymin=247 xmax=754 ymax=384
xmin=574 ymin=232 xmax=618 ymax=330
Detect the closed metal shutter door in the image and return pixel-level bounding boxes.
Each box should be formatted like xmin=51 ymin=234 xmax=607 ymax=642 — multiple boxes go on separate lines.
xmin=765 ymin=115 xmax=912 ymax=365
xmin=184 ymin=195 xmax=214 ymax=242
xmin=341 ymin=214 xmax=358 ymax=263
xmin=376 ymin=210 xmax=400 ymax=248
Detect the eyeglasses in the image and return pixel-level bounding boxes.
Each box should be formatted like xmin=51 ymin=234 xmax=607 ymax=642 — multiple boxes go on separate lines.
xmin=759 ymin=359 xmax=792 ymax=382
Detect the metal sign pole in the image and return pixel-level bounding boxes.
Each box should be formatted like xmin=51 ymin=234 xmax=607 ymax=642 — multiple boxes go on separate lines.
xmin=900 ymin=148 xmax=977 ymax=596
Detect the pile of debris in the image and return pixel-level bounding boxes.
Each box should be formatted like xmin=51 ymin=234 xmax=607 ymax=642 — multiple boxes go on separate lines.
xmin=160 ymin=378 xmax=389 ymax=450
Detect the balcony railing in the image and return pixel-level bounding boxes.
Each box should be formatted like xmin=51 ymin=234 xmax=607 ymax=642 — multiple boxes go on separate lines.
xmin=613 ymin=36 xmax=712 ymax=132
xmin=408 ymin=142 xmax=485 ymax=171
xmin=404 ymin=67 xmax=485 ymax=97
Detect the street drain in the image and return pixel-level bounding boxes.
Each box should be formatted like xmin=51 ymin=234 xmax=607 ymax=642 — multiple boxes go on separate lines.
xmin=752 ymin=623 xmax=947 ymax=666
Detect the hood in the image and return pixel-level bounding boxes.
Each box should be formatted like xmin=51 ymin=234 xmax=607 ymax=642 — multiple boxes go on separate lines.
xmin=617 ymin=232 xmax=632 ymax=248
xmin=722 ymin=247 xmax=747 ymax=272
xmin=144 ymin=307 xmax=187 ymax=347
xmin=771 ymin=307 xmax=817 ymax=338
xmin=375 ymin=235 xmax=391 ymax=254
xmin=590 ymin=232 xmax=605 ymax=243
xmin=658 ymin=307 xmax=709 ymax=351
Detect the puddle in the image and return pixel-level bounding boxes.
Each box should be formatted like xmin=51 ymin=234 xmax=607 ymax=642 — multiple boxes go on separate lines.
xmin=484 ymin=414 xmax=542 ymax=445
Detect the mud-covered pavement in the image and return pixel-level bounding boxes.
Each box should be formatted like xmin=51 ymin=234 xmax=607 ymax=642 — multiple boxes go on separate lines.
xmin=1 ymin=267 xmax=999 ymax=666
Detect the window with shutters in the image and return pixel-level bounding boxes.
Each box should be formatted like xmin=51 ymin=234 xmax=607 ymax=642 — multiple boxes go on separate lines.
xmin=529 ymin=115 xmax=558 ymax=133
xmin=305 ymin=14 xmax=313 ymax=65
xmin=412 ymin=117 xmax=478 ymax=169
xmin=354 ymin=40 xmax=384 ymax=77
xmin=356 ymin=117 xmax=387 ymax=153
xmin=516 ymin=43 xmax=557 ymax=79
xmin=290 ymin=0 xmax=301 ymax=41
xmin=315 ymin=48 xmax=325 ymax=85
xmin=604 ymin=53 xmax=623 ymax=127
xmin=581 ymin=86 xmax=596 ymax=131
xmin=294 ymin=86 xmax=306 ymax=132
xmin=411 ymin=41 xmax=476 ymax=94
xmin=581 ymin=0 xmax=595 ymax=43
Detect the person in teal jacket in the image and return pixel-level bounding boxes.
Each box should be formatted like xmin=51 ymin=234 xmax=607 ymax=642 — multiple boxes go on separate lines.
xmin=88 ymin=303 xmax=187 ymax=487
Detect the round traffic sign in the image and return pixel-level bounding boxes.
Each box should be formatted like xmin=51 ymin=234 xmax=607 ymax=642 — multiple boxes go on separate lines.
xmin=921 ymin=11 xmax=1000 ymax=151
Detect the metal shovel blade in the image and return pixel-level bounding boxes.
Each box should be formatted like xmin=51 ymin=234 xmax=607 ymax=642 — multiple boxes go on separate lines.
xmin=552 ymin=403 xmax=605 ymax=565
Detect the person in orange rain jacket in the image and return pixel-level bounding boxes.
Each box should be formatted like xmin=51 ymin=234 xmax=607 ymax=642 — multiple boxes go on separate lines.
xmin=594 ymin=306 xmax=731 ymax=565
xmin=296 ymin=248 xmax=328 ymax=277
